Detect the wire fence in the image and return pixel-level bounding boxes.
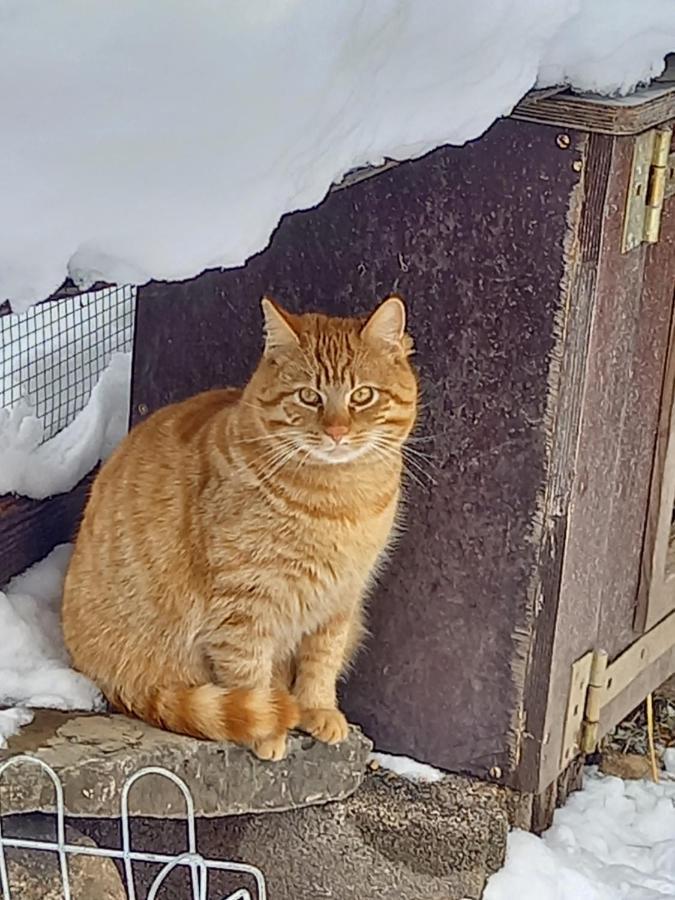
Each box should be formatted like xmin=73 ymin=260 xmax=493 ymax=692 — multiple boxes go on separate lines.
xmin=0 ymin=286 xmax=135 ymax=441
xmin=0 ymin=755 xmax=266 ymax=900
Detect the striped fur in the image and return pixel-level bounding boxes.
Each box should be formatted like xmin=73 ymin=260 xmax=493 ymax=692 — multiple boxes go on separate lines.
xmin=62 ymin=296 xmax=418 ymax=760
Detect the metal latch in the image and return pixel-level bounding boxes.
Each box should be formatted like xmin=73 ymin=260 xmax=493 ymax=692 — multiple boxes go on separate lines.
xmin=622 ymin=127 xmax=673 ymax=253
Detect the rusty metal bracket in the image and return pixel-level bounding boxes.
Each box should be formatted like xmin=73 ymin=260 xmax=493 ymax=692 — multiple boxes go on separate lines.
xmin=622 ymin=127 xmax=673 ymax=252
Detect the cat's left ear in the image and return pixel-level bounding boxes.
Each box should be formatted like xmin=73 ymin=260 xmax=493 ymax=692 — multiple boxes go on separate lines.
xmin=361 ymin=295 xmax=408 ymax=349
xmin=261 ymin=296 xmax=300 ymax=354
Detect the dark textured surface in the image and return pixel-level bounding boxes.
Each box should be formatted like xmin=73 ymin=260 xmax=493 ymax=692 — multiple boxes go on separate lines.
xmin=75 ymin=771 xmax=511 ymax=900
xmin=131 ymin=118 xmax=579 ymax=782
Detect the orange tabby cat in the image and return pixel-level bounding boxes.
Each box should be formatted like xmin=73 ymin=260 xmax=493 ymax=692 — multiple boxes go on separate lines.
xmin=62 ymin=295 xmax=417 ymax=760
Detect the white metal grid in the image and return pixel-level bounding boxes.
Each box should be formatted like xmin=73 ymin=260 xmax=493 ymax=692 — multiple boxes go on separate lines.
xmin=0 ymin=755 xmax=267 ymax=900
xmin=0 ymin=286 xmax=135 ymax=441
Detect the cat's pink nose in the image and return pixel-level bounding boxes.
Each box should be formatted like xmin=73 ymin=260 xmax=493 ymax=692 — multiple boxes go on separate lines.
xmin=324 ymin=423 xmax=349 ymax=444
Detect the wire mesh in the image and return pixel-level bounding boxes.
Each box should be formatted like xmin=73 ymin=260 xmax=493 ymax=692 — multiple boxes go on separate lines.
xmin=0 ymin=755 xmax=267 ymax=900
xmin=0 ymin=286 xmax=135 ymax=441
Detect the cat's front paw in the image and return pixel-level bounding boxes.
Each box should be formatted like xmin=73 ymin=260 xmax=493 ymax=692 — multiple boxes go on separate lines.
xmin=299 ymin=707 xmax=349 ymax=744
xmin=250 ymin=733 xmax=288 ymax=761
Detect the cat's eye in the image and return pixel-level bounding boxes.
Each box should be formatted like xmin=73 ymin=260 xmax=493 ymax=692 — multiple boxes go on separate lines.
xmin=350 ymin=386 xmax=376 ymax=407
xmin=298 ymin=387 xmax=322 ymax=407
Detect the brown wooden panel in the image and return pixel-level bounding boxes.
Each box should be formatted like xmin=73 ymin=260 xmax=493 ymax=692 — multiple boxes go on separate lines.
xmin=636 ymin=198 xmax=675 ymax=631
xmin=539 ymin=134 xmax=675 ymax=790
xmin=0 ymin=473 xmax=94 ymax=586
xmin=513 ymin=58 xmax=675 ymax=136
xmin=132 ymin=118 xmax=581 ymax=783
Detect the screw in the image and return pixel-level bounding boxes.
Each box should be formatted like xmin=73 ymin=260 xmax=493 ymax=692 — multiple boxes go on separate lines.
xmin=572 ymin=160 xmax=583 ymax=173
xmin=556 ymin=133 xmax=571 ymax=149
xmin=137 ymin=402 xmax=149 ymax=416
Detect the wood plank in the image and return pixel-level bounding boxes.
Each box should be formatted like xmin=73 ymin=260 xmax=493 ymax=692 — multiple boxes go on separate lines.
xmin=513 ymin=62 xmax=675 ymax=136
xmin=514 ymin=132 xmax=610 ymax=793
xmin=0 ymin=472 xmax=94 ymax=586
xmin=636 ymin=198 xmax=675 ymax=631
xmin=537 ymin=132 xmax=671 ymax=792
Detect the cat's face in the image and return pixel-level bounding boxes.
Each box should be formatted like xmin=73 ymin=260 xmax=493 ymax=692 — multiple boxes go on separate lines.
xmin=248 ymin=296 xmax=418 ymax=466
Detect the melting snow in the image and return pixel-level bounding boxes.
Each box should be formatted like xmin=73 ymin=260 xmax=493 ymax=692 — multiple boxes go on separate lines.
xmin=0 ymin=544 xmax=104 ymax=748
xmin=485 ymin=770 xmax=675 ymax=900
xmin=0 ymin=351 xmax=132 ymax=499
xmin=369 ymin=751 xmax=445 ymax=783
xmin=1 ymin=0 xmax=674 ymax=308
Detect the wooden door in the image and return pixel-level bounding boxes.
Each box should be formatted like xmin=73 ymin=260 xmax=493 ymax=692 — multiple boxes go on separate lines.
xmin=638 ymin=201 xmax=675 ymax=631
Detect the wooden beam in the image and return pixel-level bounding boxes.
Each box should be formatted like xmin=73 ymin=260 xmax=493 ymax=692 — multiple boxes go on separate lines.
xmin=0 ymin=471 xmax=95 ymax=586
xmin=512 ymin=62 xmax=675 ymax=136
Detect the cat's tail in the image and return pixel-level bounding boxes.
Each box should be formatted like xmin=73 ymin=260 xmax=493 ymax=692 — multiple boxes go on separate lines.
xmin=110 ymin=683 xmax=300 ymax=744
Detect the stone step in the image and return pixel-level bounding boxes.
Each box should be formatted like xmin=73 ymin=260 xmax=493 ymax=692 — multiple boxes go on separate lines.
xmin=73 ymin=768 xmax=515 ymax=900
xmin=0 ymin=710 xmax=372 ymax=818
xmin=0 ymin=815 xmax=126 ymax=900
xmin=0 ymin=712 xmax=516 ymax=899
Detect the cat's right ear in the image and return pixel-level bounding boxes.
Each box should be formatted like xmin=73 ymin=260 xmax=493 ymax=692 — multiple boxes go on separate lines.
xmin=261 ymin=297 xmax=300 ymax=354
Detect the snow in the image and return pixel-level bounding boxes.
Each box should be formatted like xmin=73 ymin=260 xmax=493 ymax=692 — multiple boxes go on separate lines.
xmin=369 ymin=751 xmax=445 ymax=783
xmin=0 ymin=544 xmax=104 ymax=749
xmin=664 ymin=748 xmax=675 ymax=775
xmin=0 ymin=708 xmax=34 ymax=748
xmin=485 ymin=769 xmax=675 ymax=900
xmin=0 ymin=350 xmax=132 ymax=499
xmin=536 ymin=0 xmax=674 ymax=95
xmin=2 ymin=1 xmax=674 ymax=309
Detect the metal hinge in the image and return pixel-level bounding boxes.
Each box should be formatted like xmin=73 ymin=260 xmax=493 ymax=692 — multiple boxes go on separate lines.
xmin=622 ymin=127 xmax=673 ymax=253
xmin=560 ymin=608 xmax=675 ymax=767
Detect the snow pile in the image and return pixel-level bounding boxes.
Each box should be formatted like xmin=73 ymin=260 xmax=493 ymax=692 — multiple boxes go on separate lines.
xmin=370 ymin=751 xmax=445 ymax=783
xmin=485 ymin=770 xmax=675 ymax=900
xmin=0 ymin=708 xmax=34 ymax=747
xmin=537 ymin=0 xmax=674 ymax=94
xmin=664 ymin=748 xmax=675 ymax=775
xmin=0 ymin=544 xmax=104 ymax=749
xmin=0 ymin=351 xmax=131 ymax=499
xmin=2 ymin=1 xmax=674 ymax=308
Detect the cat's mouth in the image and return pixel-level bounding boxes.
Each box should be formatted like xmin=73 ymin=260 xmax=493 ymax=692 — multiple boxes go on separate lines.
xmin=308 ymin=441 xmax=368 ymax=465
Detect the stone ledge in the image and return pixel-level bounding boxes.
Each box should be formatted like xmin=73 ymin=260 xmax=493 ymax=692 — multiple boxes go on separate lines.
xmin=78 ymin=768 xmax=513 ymax=900
xmin=0 ymin=710 xmax=372 ymax=818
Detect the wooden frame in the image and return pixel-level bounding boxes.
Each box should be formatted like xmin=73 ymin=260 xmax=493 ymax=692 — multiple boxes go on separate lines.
xmin=0 ymin=473 xmax=94 ymax=586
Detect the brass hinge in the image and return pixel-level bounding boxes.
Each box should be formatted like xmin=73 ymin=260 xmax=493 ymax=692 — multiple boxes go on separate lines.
xmin=559 ymin=607 xmax=675 ymax=768
xmin=622 ymin=127 xmax=673 ymax=253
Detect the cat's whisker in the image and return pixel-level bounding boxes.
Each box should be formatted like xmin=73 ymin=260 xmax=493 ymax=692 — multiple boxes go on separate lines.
xmin=369 ymin=443 xmax=428 ymax=491
xmin=373 ymin=432 xmax=439 ymax=479
xmin=256 ymin=445 xmax=301 ymax=486
xmin=243 ymin=441 xmax=299 ymax=480
xmin=402 ymin=444 xmax=438 ymax=464
xmin=402 ymin=452 xmax=438 ymax=485
xmin=406 ymin=432 xmax=451 ymax=444
xmin=233 ymin=431 xmax=300 ymax=447
xmin=369 ymin=435 xmax=436 ymax=487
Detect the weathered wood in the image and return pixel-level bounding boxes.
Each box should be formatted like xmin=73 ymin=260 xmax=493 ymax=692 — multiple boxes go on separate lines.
xmin=537 ymin=132 xmax=675 ymax=791
xmin=512 ymin=63 xmax=675 ymax=136
xmin=531 ymin=755 xmax=584 ymax=835
xmin=0 ymin=472 xmax=94 ymax=586
xmin=515 ymin=132 xmax=610 ymax=792
xmin=637 ymin=198 xmax=675 ymax=631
